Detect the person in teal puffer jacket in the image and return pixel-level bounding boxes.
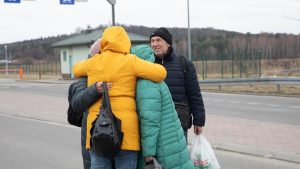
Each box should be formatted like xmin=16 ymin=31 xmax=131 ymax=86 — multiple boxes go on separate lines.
xmin=132 ymin=45 xmax=194 ymax=169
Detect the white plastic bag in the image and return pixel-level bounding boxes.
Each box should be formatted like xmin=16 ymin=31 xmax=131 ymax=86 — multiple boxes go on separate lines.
xmin=190 ymin=134 xmax=220 ymax=169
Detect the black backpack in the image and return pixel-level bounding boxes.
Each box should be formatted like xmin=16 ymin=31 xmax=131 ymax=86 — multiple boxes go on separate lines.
xmin=67 ymin=80 xmax=83 ymax=127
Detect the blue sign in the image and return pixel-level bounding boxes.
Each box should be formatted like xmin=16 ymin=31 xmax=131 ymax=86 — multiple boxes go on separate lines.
xmin=4 ymin=0 xmax=21 ymax=3
xmin=60 ymin=0 xmax=74 ymax=5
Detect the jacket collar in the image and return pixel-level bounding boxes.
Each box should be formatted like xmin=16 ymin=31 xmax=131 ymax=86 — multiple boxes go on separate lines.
xmin=155 ymin=47 xmax=175 ymax=63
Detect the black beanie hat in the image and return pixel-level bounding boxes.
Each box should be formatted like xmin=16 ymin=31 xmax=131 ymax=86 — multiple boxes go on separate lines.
xmin=150 ymin=27 xmax=172 ymax=45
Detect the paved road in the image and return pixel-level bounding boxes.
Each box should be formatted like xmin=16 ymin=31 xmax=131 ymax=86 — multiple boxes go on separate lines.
xmin=0 ymin=79 xmax=69 ymax=97
xmin=1 ymin=114 xmax=300 ymax=169
xmin=0 ymin=114 xmax=82 ymax=169
xmin=197 ymin=92 xmax=300 ymax=164
xmin=0 ymin=78 xmax=299 ymax=168
xmin=203 ymin=92 xmax=300 ymax=125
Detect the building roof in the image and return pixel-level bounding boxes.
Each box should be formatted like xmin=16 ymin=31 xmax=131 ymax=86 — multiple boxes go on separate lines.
xmin=52 ymin=29 xmax=149 ymax=47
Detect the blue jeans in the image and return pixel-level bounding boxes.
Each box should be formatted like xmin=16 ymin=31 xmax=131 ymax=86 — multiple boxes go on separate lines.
xmin=81 ymin=112 xmax=91 ymax=169
xmin=90 ymin=150 xmax=138 ymax=169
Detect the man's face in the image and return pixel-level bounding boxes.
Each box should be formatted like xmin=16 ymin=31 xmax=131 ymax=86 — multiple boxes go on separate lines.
xmin=150 ymin=36 xmax=170 ymax=58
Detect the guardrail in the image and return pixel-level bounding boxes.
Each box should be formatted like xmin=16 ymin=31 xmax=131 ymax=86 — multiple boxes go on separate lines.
xmin=199 ymin=77 xmax=300 ymax=84
xmin=199 ymin=77 xmax=300 ymax=93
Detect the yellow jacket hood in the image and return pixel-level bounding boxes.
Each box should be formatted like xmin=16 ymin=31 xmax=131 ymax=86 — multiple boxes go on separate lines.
xmin=101 ymin=26 xmax=131 ymax=54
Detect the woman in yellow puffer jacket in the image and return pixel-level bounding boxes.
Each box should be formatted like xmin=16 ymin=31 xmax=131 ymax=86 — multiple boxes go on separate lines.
xmin=73 ymin=26 xmax=166 ymax=169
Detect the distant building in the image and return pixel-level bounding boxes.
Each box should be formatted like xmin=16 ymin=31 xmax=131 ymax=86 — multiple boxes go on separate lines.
xmin=52 ymin=29 xmax=149 ymax=79
xmin=0 ymin=60 xmax=13 ymax=64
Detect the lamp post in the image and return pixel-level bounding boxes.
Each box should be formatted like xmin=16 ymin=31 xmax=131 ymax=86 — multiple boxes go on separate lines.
xmin=5 ymin=45 xmax=8 ymax=77
xmin=258 ymin=50 xmax=262 ymax=78
xmin=187 ymin=0 xmax=192 ymax=61
xmin=106 ymin=0 xmax=116 ymax=26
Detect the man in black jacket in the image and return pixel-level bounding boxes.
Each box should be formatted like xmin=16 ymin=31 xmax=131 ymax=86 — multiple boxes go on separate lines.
xmin=68 ymin=39 xmax=114 ymax=169
xmin=150 ymin=27 xmax=206 ymax=138
xmin=71 ymin=77 xmax=99 ymax=169
xmin=71 ymin=78 xmax=112 ymax=169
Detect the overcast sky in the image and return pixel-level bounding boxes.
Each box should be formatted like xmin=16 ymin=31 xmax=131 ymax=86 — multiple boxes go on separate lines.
xmin=1 ymin=0 xmax=300 ymax=44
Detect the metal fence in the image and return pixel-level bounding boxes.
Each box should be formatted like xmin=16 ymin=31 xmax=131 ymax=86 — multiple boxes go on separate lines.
xmin=0 ymin=62 xmax=61 ymax=79
xmin=0 ymin=58 xmax=300 ymax=80
xmin=193 ymin=58 xmax=300 ymax=80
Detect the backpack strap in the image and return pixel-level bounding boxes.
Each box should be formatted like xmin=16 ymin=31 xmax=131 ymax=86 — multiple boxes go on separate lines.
xmin=179 ymin=55 xmax=187 ymax=74
xmin=177 ymin=55 xmax=191 ymax=124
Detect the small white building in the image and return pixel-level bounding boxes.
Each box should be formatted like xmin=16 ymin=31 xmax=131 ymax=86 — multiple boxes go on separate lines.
xmin=52 ymin=29 xmax=149 ymax=79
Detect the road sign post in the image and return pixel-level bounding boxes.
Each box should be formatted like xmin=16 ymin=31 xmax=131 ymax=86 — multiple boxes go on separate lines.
xmin=5 ymin=45 xmax=8 ymax=77
xmin=187 ymin=0 xmax=192 ymax=61
xmin=106 ymin=0 xmax=116 ymax=26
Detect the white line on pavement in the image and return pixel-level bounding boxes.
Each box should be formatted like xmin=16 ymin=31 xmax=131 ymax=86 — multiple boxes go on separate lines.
xmin=289 ymin=106 xmax=300 ymax=109
xmin=246 ymin=102 xmax=260 ymax=105
xmin=228 ymin=101 xmax=241 ymax=104
xmin=265 ymin=104 xmax=280 ymax=107
xmin=212 ymin=99 xmax=224 ymax=102
xmin=0 ymin=113 xmax=76 ymax=128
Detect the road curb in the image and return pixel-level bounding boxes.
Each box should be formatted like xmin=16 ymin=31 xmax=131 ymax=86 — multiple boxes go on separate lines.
xmin=15 ymin=79 xmax=74 ymax=84
xmin=211 ymin=141 xmax=300 ymax=164
xmin=187 ymin=131 xmax=300 ymax=164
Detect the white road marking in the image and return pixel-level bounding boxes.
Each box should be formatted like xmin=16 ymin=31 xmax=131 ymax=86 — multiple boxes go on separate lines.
xmin=0 ymin=113 xmax=75 ymax=128
xmin=246 ymin=102 xmax=260 ymax=105
xmin=212 ymin=99 xmax=224 ymax=102
xmin=229 ymin=101 xmax=241 ymax=104
xmin=266 ymin=104 xmax=280 ymax=107
xmin=289 ymin=106 xmax=300 ymax=109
